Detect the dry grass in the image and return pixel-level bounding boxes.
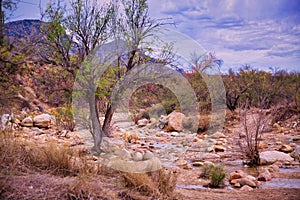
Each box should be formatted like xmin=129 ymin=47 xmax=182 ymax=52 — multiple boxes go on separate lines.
xmin=0 ymin=130 xmax=181 ymax=199
xmin=0 ymin=130 xmax=121 ymax=199
xmin=122 ymin=168 xmax=180 ymax=199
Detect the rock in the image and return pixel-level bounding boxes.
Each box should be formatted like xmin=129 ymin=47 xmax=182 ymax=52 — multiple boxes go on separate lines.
xmin=182 ymin=116 xmax=198 ymax=132
xmin=192 ymin=161 xmax=204 ymax=167
xmin=29 ymin=127 xmax=44 ymax=135
xmin=215 ymin=141 xmax=222 ymax=145
xmin=167 ymin=111 xmax=185 ymax=132
xmin=1 ymin=114 xmax=14 ymax=130
xmin=117 ymin=149 xmax=132 ymax=160
xmin=143 ymin=151 xmax=154 ymax=160
xmin=176 ymin=159 xmax=188 ymax=166
xmin=234 ymin=182 xmax=241 ymax=188
xmin=267 ymin=164 xmax=280 ymax=173
xmin=109 ymin=157 xmax=162 ymax=173
xmin=258 ymin=168 xmax=272 ymax=181
xmin=21 ymin=116 xmax=33 ymax=127
xmin=240 ymin=185 xmax=254 ymax=191
xmin=290 ymin=145 xmax=300 ymax=161
xmin=132 ymin=152 xmax=143 ymax=161
xmin=229 ymin=172 xmax=245 ymax=181
xmin=33 ymin=114 xmax=55 ymax=128
xmin=102 ymin=137 xmax=125 ymax=153
xmin=245 ymin=175 xmax=256 ymax=182
xmin=213 ymin=145 xmax=226 ymax=152
xmin=202 ymin=153 xmax=220 ymax=160
xmin=259 ymin=142 xmax=268 ymax=150
xmin=171 ymin=132 xmax=179 ymax=137
xmin=137 ymin=118 xmax=149 ymax=127
xmin=203 ymin=161 xmax=215 ymax=166
xmin=260 ymin=150 xmax=294 ymax=165
xmin=279 ymin=144 xmax=293 ymax=153
xmin=273 ymin=123 xmax=281 ymax=129
xmin=211 ymin=131 xmax=226 ymax=138
xmin=122 ymin=132 xmax=140 ymax=143
xmin=234 ymin=178 xmax=257 ymax=188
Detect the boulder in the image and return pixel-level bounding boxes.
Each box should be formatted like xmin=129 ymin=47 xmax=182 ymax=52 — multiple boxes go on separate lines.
xmin=202 ymin=153 xmax=220 ymax=160
xmin=211 ymin=131 xmax=227 ymax=138
xmin=290 ymin=145 xmax=300 ymax=161
xmin=132 ymin=152 xmax=143 ymax=161
xmin=170 ymin=132 xmax=179 ymax=137
xmin=176 ymin=159 xmax=188 ymax=166
xmin=116 ymin=149 xmax=132 ymax=160
xmin=213 ymin=145 xmax=226 ymax=152
xmin=33 ymin=114 xmax=55 ymax=128
xmin=192 ymin=161 xmax=204 ymax=167
xmin=267 ymin=164 xmax=280 ymax=173
xmin=21 ymin=116 xmax=33 ymax=127
xmin=137 ymin=118 xmax=149 ymax=127
xmin=229 ymin=172 xmax=245 ymax=181
xmin=143 ymin=150 xmax=154 ymax=160
xmin=29 ymin=127 xmax=44 ymax=135
xmin=258 ymin=168 xmax=272 ymax=181
xmin=279 ymin=144 xmax=293 ymax=153
xmin=167 ymin=111 xmax=185 ymax=132
xmin=1 ymin=114 xmax=14 ymax=130
xmin=260 ymin=150 xmax=294 ymax=165
xmin=240 ymin=185 xmax=254 ymax=191
xmin=203 ymin=161 xmax=215 ymax=166
xmin=232 ymin=178 xmax=257 ymax=188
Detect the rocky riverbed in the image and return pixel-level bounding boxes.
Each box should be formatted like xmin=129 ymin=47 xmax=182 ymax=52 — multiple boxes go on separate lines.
xmin=2 ymin=109 xmax=300 ymax=199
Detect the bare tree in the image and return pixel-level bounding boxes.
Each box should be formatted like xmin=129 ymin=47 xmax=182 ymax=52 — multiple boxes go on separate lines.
xmin=238 ymin=99 xmax=275 ymax=166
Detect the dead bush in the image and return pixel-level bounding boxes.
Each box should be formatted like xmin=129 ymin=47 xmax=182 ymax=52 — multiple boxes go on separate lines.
xmin=122 ymin=168 xmax=179 ymax=199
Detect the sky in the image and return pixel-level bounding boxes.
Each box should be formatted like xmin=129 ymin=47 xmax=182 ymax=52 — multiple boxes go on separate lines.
xmin=12 ymin=0 xmax=300 ymax=72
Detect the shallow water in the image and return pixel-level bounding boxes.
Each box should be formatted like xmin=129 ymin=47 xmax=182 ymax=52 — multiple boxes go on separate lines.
xmin=279 ymin=167 xmax=300 ymax=173
xmin=261 ymin=178 xmax=300 ymax=189
xmin=176 ymin=184 xmax=206 ymax=190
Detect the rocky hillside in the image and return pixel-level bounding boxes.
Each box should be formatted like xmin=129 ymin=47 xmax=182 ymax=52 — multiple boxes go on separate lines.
xmin=5 ymin=19 xmax=42 ymax=39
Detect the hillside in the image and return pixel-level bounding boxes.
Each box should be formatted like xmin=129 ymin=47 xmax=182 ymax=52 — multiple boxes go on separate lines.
xmin=5 ymin=19 xmax=42 ymax=39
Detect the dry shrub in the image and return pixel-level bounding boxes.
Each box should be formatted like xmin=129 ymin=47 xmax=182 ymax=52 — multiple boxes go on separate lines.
xmin=38 ymin=142 xmax=75 ymax=175
xmin=0 ymin=130 xmax=30 ymax=174
xmin=123 ymin=172 xmax=159 ymax=197
xmin=0 ymin=174 xmax=118 ymax=200
xmin=198 ymin=115 xmax=211 ymax=133
xmin=0 ymin=130 xmax=121 ymax=199
xmin=157 ymin=168 xmax=179 ymax=198
xmin=122 ymin=168 xmax=180 ymax=199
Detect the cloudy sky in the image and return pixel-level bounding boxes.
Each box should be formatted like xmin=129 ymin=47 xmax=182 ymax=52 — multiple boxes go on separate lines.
xmin=13 ymin=0 xmax=300 ymax=72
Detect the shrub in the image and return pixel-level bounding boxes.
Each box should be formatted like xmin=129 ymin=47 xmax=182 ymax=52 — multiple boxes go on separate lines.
xmin=122 ymin=168 xmax=179 ymax=199
xmin=209 ymin=165 xmax=226 ymax=188
xmin=200 ymin=164 xmax=214 ymax=179
xmin=200 ymin=164 xmax=226 ymax=188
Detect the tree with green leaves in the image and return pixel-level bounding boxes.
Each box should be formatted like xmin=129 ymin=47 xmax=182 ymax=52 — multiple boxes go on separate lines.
xmin=100 ymin=0 xmax=173 ymax=136
xmin=40 ymin=0 xmax=114 ymax=78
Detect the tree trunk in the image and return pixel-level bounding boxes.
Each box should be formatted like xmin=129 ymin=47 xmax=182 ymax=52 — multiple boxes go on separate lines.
xmin=89 ymin=95 xmax=103 ymax=155
xmin=102 ymin=104 xmax=114 ymax=137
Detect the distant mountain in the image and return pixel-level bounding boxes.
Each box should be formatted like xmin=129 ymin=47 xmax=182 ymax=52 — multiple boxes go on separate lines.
xmin=4 ymin=19 xmax=42 ymax=39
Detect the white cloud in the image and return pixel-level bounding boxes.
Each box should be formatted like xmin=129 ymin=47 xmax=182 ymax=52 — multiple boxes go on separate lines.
xmin=148 ymin=0 xmax=300 ymax=72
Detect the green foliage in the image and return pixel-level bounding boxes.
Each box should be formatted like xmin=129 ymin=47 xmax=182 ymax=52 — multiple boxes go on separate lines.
xmin=52 ymin=105 xmax=75 ymax=131
xmin=200 ymin=164 xmax=215 ymax=179
xmin=200 ymin=164 xmax=226 ymax=188
xmin=209 ymin=165 xmax=226 ymax=188
xmin=223 ymin=66 xmax=300 ymax=111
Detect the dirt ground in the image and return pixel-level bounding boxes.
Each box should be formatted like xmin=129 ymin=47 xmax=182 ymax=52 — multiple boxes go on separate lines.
xmin=176 ymin=188 xmax=300 ymax=200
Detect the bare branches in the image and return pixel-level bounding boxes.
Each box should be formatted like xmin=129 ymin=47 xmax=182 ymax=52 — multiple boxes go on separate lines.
xmin=238 ymin=102 xmax=276 ymax=166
